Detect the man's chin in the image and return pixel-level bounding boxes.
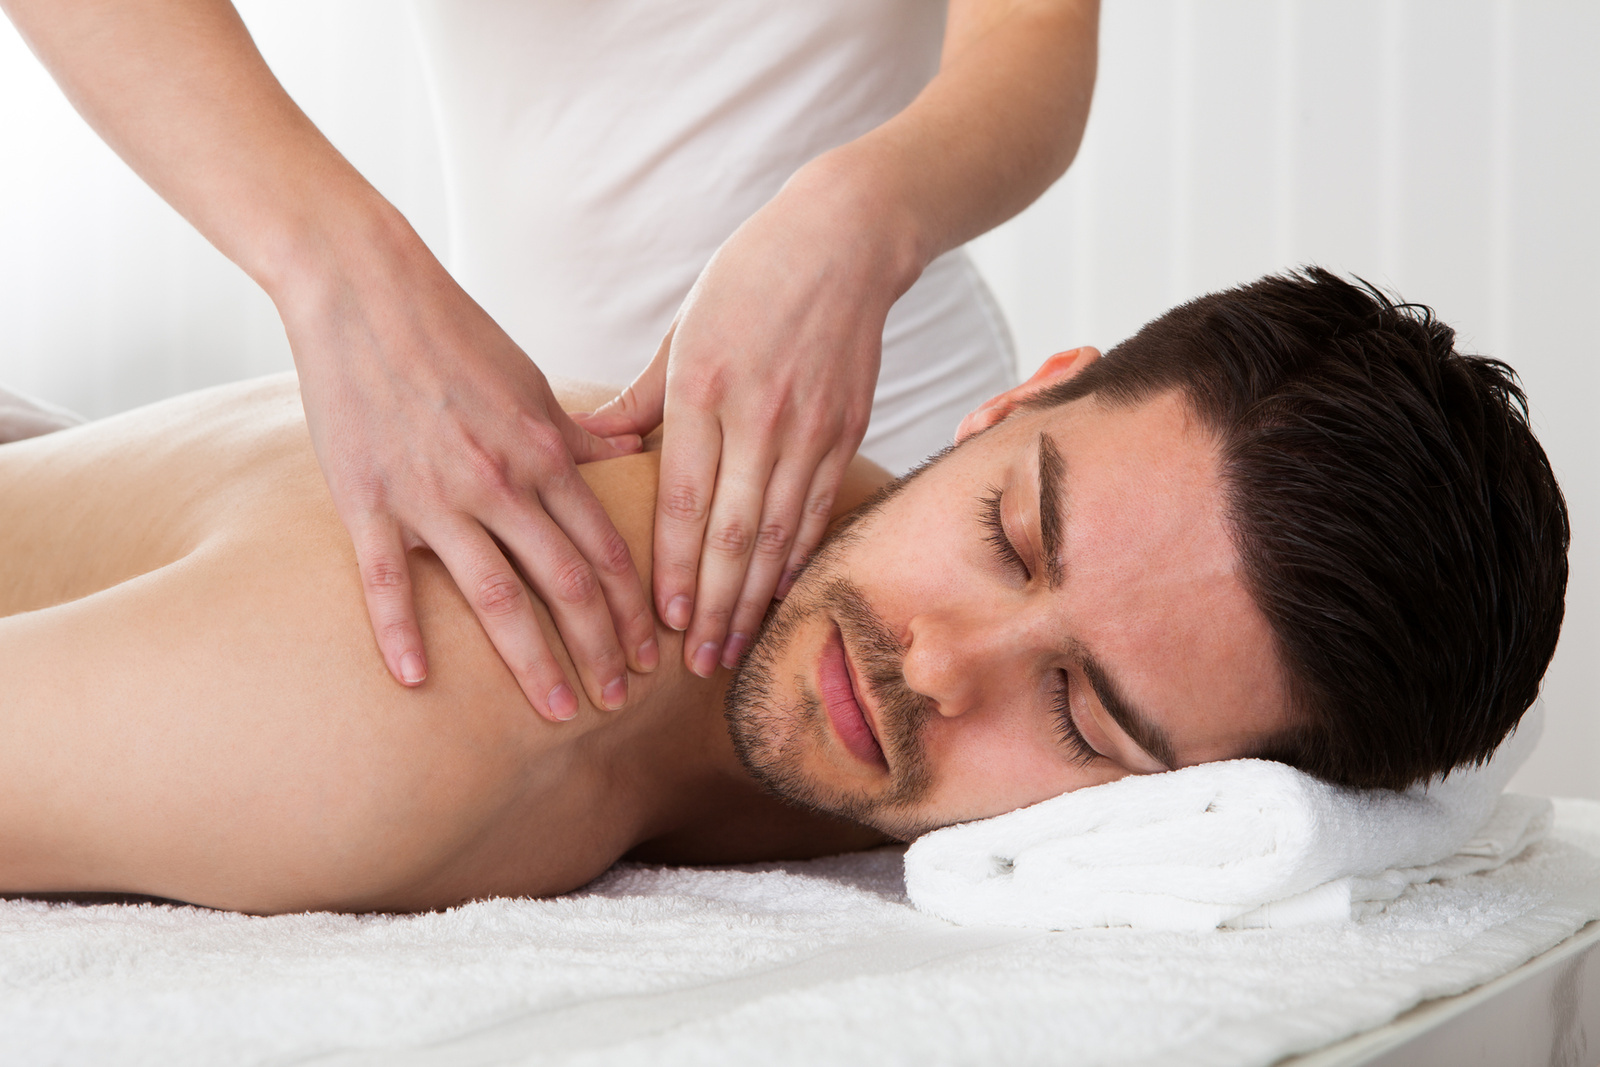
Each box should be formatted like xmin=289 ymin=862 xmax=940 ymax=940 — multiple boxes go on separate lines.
xmin=725 ymin=701 xmax=946 ymax=842
xmin=723 ymin=673 xmax=938 ymax=842
xmin=838 ymin=805 xmax=947 ymax=844
xmin=740 ymin=759 xmax=944 ymax=843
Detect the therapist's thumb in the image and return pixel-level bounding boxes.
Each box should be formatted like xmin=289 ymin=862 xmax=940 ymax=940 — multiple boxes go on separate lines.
xmin=576 ymin=328 xmax=672 ymax=440
xmin=559 ymin=410 xmax=643 ymax=465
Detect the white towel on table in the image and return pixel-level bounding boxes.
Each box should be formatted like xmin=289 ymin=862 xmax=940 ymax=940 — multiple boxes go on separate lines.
xmin=904 ymin=704 xmax=1549 ymax=931
xmin=7 ymin=797 xmax=1597 ymax=1066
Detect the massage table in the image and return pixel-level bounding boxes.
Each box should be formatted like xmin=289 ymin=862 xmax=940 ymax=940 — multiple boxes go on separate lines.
xmin=3 ymin=799 xmax=1596 ymax=1065
xmin=1286 ymin=917 xmax=1600 ymax=1067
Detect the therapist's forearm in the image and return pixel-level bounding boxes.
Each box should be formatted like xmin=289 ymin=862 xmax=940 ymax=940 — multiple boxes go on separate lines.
xmin=0 ymin=0 xmax=421 ymax=309
xmin=795 ymin=0 xmax=1099 ymax=291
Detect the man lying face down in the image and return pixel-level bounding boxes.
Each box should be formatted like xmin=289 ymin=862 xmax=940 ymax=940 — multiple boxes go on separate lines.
xmin=0 ymin=270 xmax=1568 ymax=913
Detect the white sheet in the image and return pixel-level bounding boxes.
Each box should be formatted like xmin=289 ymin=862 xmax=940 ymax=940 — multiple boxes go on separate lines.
xmin=4 ymin=799 xmax=1598 ymax=1067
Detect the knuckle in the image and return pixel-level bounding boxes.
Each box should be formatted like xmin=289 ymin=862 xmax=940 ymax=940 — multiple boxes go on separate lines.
xmin=753 ymin=520 xmax=791 ymax=559
xmin=592 ymin=527 xmax=635 ymax=577
xmin=625 ymin=610 xmax=657 ymax=640
xmin=473 ymin=571 xmax=526 ymax=618
xmin=590 ymin=647 xmax=626 ymax=677
xmin=343 ymin=475 xmax=390 ymax=512
xmin=379 ymin=619 xmax=417 ymax=646
xmin=661 ymin=483 xmax=707 ymax=526
xmin=660 ymin=556 xmax=699 ymax=586
xmin=803 ymin=493 xmax=835 ymax=523
xmin=519 ymin=420 xmax=569 ymax=468
xmin=696 ymin=601 xmax=733 ymax=630
xmin=514 ymin=655 xmax=556 ymax=686
xmin=459 ymin=436 xmax=515 ymax=498
xmin=362 ymin=558 xmax=409 ymax=593
xmin=748 ymin=392 xmax=788 ymax=429
xmin=548 ymin=557 xmax=599 ymax=606
xmin=677 ymin=367 xmax=726 ymax=409
xmin=708 ymin=520 xmax=753 ymax=558
xmin=732 ymin=597 xmax=768 ymax=632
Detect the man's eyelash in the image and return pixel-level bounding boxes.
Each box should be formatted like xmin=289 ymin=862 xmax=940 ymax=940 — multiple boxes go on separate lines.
xmin=979 ymin=487 xmax=1029 ymax=579
xmin=979 ymin=491 xmax=1094 ymax=767
xmin=1053 ymin=672 xmax=1100 ymax=767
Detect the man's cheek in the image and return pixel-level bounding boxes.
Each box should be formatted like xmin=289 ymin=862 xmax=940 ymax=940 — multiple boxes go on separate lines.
xmin=845 ymin=534 xmax=967 ymax=618
xmin=916 ymin=730 xmax=1086 ymax=822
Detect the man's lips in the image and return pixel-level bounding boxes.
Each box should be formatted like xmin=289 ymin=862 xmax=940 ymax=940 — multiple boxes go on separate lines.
xmin=818 ymin=624 xmax=888 ymax=771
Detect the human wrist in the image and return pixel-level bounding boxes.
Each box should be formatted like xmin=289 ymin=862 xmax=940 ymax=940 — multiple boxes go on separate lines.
xmin=255 ymin=180 xmax=435 ymax=342
xmin=782 ymin=146 xmax=936 ymax=303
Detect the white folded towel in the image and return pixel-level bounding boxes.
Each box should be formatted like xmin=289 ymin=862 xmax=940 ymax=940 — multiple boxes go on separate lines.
xmin=0 ymin=382 xmax=84 ymax=444
xmin=904 ymin=704 xmax=1549 ymax=931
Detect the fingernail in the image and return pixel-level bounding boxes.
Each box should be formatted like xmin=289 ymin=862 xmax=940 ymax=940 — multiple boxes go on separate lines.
xmin=666 ymin=595 xmax=693 ymax=631
xmin=613 ymin=433 xmax=643 ymax=453
xmin=720 ymin=633 xmax=749 ymax=670
xmin=692 ymin=641 xmax=721 ymax=678
xmin=775 ymin=571 xmax=795 ymax=599
xmin=637 ymin=637 xmax=659 ymax=671
xmin=400 ymin=652 xmax=426 ymax=685
xmin=547 ymin=683 xmax=578 ymax=721
xmin=602 ymin=675 xmax=628 ymax=710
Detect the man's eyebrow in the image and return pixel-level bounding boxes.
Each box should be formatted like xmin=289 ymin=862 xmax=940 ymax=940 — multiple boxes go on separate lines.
xmin=1037 ymin=433 xmax=1066 ymax=589
xmin=1079 ymin=651 xmax=1176 ymax=770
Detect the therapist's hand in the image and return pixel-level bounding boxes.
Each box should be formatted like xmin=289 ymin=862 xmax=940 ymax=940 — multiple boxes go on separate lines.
xmin=283 ymin=233 xmax=660 ymax=720
xmin=578 ymin=162 xmax=921 ymax=676
xmin=1 ymin=0 xmax=669 ymax=720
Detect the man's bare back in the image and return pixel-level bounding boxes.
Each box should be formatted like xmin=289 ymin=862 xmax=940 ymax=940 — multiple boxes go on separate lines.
xmin=0 ymin=374 xmax=887 ymax=914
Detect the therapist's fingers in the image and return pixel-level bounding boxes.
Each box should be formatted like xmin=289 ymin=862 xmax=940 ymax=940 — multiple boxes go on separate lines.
xmin=556 ymin=402 xmax=647 ymax=466
xmin=577 ymin=326 xmax=672 ymax=441
xmin=534 ymin=410 xmax=659 ymax=678
xmin=777 ymin=450 xmax=852 ymax=600
xmin=516 ymin=441 xmax=660 ymax=683
xmin=352 ymin=517 xmax=429 ymax=687
xmin=485 ymin=502 xmax=635 ymax=715
xmin=652 ymin=409 xmax=724 ymax=639
xmin=427 ymin=519 xmax=581 ymax=721
xmin=678 ymin=447 xmax=786 ymax=676
xmin=714 ymin=457 xmax=826 ymax=670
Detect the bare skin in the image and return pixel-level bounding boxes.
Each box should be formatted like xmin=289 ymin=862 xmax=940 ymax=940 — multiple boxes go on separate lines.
xmin=2 ymin=0 xmax=1099 ymax=713
xmin=0 ymin=374 xmax=888 ymax=914
xmin=0 ymin=350 xmax=1292 ymax=914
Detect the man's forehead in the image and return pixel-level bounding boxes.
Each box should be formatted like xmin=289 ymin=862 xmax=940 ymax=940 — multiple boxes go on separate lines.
xmin=1025 ymin=399 xmax=1228 ymax=561
xmin=1026 ymin=386 xmax=1208 ymax=442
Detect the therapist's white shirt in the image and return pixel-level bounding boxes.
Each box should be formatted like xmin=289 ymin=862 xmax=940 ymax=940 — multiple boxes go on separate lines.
xmin=409 ymin=0 xmax=1016 ymax=473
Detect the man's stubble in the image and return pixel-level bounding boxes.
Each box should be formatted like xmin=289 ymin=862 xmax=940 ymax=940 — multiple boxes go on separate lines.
xmin=722 ymin=460 xmax=952 ymax=841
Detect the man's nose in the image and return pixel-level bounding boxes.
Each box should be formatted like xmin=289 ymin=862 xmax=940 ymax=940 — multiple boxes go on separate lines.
xmin=900 ymin=607 xmax=1032 ymax=718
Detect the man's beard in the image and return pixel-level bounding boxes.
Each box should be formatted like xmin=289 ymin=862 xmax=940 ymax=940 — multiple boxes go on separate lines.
xmin=722 ymin=461 xmax=949 ymax=841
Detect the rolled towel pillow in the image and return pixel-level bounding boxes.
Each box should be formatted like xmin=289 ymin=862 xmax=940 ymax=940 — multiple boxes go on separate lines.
xmin=904 ymin=704 xmax=1546 ymax=931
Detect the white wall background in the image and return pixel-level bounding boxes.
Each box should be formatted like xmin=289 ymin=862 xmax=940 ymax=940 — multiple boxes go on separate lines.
xmin=1 ymin=0 xmax=1594 ymax=798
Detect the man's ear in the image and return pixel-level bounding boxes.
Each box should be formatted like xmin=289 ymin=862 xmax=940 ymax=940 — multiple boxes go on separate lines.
xmin=955 ymin=346 xmax=1101 ymax=442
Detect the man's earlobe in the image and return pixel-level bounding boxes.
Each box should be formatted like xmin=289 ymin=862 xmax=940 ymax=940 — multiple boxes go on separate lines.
xmin=955 ymin=347 xmax=1100 ymax=442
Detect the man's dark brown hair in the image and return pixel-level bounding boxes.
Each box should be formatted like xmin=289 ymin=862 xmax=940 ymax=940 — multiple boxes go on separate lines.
xmin=1025 ymin=268 xmax=1569 ymax=790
